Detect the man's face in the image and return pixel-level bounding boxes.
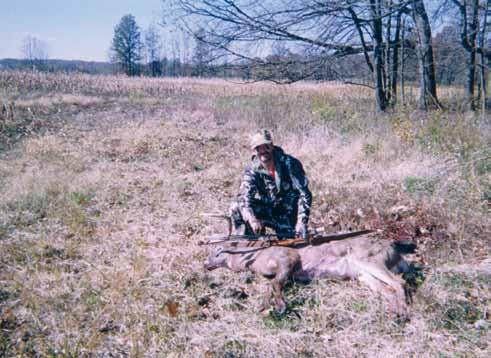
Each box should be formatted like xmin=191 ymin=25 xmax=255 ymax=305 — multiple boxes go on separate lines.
xmin=255 ymin=143 xmax=273 ymax=165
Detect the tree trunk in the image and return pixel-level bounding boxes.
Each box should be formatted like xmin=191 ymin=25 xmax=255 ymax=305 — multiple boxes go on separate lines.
xmin=453 ymin=0 xmax=480 ymax=110
xmin=465 ymin=0 xmax=479 ymax=110
xmin=385 ymin=1 xmax=392 ymax=104
xmin=412 ymin=0 xmax=439 ymax=110
xmin=391 ymin=11 xmax=403 ymax=105
xmin=400 ymin=18 xmax=406 ymax=105
xmin=371 ymin=0 xmax=388 ymax=111
xmin=480 ymin=0 xmax=489 ymax=115
xmin=466 ymin=47 xmax=478 ymax=111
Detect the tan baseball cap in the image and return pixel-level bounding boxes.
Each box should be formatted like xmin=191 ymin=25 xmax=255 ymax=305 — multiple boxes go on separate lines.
xmin=250 ymin=129 xmax=273 ymax=150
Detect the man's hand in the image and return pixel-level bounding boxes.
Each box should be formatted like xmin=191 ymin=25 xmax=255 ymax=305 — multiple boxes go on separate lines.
xmin=249 ymin=217 xmax=264 ymax=235
xmin=296 ymin=222 xmax=308 ymax=241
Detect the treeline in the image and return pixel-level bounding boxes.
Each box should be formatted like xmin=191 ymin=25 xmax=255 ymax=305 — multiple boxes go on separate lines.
xmin=0 ymin=23 xmax=473 ymax=88
xmin=0 ymin=58 xmax=114 ymax=75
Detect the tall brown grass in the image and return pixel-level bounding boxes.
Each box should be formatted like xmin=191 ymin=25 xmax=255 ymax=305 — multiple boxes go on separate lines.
xmin=0 ymin=71 xmax=489 ymax=357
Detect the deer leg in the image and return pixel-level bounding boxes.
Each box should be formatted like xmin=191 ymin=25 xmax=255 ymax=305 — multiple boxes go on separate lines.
xmin=258 ymin=283 xmax=273 ymax=313
xmin=271 ymin=279 xmax=287 ymax=314
xmin=356 ymin=261 xmax=409 ymax=319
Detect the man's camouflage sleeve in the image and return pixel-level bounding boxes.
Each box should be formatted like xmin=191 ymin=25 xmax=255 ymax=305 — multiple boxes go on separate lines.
xmin=286 ymin=157 xmax=312 ymax=225
xmin=237 ymin=166 xmax=258 ymax=221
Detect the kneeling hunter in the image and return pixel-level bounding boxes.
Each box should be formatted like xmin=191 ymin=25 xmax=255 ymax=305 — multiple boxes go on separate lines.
xmin=230 ymin=130 xmax=312 ymax=240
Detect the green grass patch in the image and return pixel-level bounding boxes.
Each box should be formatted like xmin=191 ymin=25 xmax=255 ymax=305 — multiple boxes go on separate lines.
xmin=70 ymin=191 xmax=93 ymax=206
xmin=436 ymin=273 xmax=474 ymax=290
xmin=474 ymin=150 xmax=491 ymax=175
xmin=85 ymin=290 xmax=101 ymax=307
xmin=312 ymin=102 xmax=363 ymax=134
xmin=0 ymin=289 xmax=11 ymax=303
xmin=0 ymin=221 xmax=9 ymax=240
xmin=2 ymin=183 xmax=95 ymax=236
xmin=351 ymin=300 xmax=368 ymax=313
xmin=6 ymin=191 xmax=52 ymax=225
xmin=0 ymin=331 xmax=12 ymax=358
xmin=440 ymin=299 xmax=482 ymax=330
xmin=262 ymin=309 xmax=301 ymax=331
xmin=404 ymin=176 xmax=437 ymax=198
xmin=216 ymin=339 xmax=247 ymax=357
xmin=415 ymin=113 xmax=486 ymax=157
xmin=62 ymin=204 xmax=94 ymax=236
xmin=362 ymin=141 xmax=382 ymax=157
xmin=42 ymin=245 xmax=65 ymax=259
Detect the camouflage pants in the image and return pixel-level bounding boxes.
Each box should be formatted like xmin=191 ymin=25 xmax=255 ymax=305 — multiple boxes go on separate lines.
xmin=229 ymin=198 xmax=299 ymax=237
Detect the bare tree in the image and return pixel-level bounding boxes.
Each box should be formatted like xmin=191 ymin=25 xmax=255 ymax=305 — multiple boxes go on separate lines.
xmin=433 ymin=24 xmax=467 ymax=85
xmin=20 ymin=35 xmax=49 ymax=70
xmin=145 ymin=24 xmax=163 ymax=76
xmin=440 ymin=0 xmax=490 ymax=110
xmin=193 ymin=28 xmax=216 ymax=76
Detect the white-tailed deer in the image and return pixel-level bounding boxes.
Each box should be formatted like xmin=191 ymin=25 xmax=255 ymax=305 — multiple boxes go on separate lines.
xmin=204 ymin=234 xmax=415 ymax=318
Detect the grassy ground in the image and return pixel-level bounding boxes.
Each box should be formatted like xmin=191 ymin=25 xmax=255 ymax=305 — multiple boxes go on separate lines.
xmin=0 ymin=71 xmax=490 ymax=357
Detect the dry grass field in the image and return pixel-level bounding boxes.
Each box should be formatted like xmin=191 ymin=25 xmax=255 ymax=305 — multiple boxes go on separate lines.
xmin=0 ymin=71 xmax=490 ymax=357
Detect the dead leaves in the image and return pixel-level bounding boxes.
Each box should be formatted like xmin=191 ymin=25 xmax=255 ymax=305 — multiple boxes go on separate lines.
xmin=162 ymin=300 xmax=180 ymax=317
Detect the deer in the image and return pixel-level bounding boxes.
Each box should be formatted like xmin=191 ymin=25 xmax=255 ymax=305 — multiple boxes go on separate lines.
xmin=203 ymin=233 xmax=415 ymax=318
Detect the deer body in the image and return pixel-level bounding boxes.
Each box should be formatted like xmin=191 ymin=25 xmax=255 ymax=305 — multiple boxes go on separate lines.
xmin=204 ymin=234 xmax=412 ymax=317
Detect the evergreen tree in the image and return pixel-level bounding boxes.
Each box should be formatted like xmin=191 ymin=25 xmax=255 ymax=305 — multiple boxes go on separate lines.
xmin=111 ymin=14 xmax=143 ymax=76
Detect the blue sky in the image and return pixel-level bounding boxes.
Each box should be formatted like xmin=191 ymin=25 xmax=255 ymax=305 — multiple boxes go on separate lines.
xmin=1 ymin=0 xmax=163 ymax=61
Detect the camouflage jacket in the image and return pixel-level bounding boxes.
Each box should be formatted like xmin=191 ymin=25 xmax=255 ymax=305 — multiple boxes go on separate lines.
xmin=237 ymin=146 xmax=312 ymax=225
